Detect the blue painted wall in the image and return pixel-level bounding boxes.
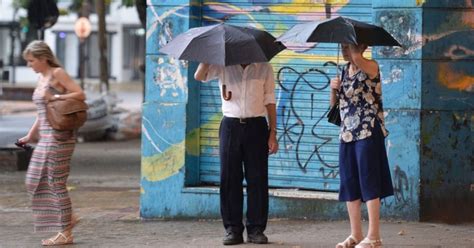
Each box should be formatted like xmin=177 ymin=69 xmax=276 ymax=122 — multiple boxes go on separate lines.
xmin=373 ymin=0 xmax=473 ymax=222
xmin=419 ymin=0 xmax=473 ymax=222
xmin=142 ymin=0 xmax=472 ymax=222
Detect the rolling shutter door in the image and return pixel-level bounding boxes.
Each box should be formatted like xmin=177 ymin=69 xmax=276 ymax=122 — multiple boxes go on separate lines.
xmin=199 ymin=0 xmax=372 ymax=191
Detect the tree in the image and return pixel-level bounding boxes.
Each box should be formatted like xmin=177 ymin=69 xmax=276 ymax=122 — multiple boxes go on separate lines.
xmin=121 ymin=0 xmax=146 ymax=29
xmin=96 ymin=0 xmax=109 ymax=92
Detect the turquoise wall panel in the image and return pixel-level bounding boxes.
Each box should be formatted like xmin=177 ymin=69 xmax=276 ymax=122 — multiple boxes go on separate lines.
xmin=419 ymin=0 xmax=473 ymax=222
xmin=420 ymin=110 xmax=473 ymax=222
xmin=145 ymin=55 xmax=188 ymax=103
xmin=380 ymin=110 xmax=421 ymax=220
xmin=373 ymin=0 xmax=425 ymax=8
xmin=422 ymin=0 xmax=474 ymax=8
xmin=378 ymin=60 xmax=421 ymax=110
xmin=146 ymin=4 xmax=193 ymax=55
xmin=373 ymin=9 xmax=422 ymax=60
xmin=421 ymin=8 xmax=474 ymax=111
xmin=422 ymin=61 xmax=474 ymax=111
xmin=143 ymin=0 xmax=471 ymax=222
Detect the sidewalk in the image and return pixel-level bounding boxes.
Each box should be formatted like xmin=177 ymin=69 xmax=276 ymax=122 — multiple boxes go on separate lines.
xmin=1 ymin=190 xmax=473 ymax=248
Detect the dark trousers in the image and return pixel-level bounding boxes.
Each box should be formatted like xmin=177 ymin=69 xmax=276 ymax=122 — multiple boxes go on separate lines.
xmin=219 ymin=116 xmax=269 ymax=235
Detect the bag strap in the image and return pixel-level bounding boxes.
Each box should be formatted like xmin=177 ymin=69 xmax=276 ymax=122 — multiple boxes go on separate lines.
xmin=47 ymin=68 xmax=67 ymax=95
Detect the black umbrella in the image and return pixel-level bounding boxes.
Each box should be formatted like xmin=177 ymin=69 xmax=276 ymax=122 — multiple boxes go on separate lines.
xmin=160 ymin=23 xmax=285 ymax=100
xmin=27 ymin=0 xmax=59 ymax=30
xmin=159 ymin=23 xmax=286 ymax=66
xmin=277 ymin=16 xmax=401 ymax=46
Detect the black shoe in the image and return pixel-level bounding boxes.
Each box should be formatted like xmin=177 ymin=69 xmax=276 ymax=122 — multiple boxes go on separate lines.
xmin=223 ymin=232 xmax=244 ymax=245
xmin=247 ymin=230 xmax=268 ymax=244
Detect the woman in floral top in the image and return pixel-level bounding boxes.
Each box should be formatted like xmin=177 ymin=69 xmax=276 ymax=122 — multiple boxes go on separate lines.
xmin=331 ymin=44 xmax=394 ymax=248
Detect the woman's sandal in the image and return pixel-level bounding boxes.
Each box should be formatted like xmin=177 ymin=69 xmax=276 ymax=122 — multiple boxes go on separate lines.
xmin=41 ymin=232 xmax=74 ymax=246
xmin=355 ymin=237 xmax=383 ymax=248
xmin=336 ymin=235 xmax=361 ymax=248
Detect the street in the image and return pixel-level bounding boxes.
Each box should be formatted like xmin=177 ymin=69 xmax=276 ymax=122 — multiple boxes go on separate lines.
xmin=0 ymin=114 xmax=35 ymax=147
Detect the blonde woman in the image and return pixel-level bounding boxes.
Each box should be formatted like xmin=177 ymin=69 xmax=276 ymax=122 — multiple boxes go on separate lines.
xmin=18 ymin=40 xmax=85 ymax=246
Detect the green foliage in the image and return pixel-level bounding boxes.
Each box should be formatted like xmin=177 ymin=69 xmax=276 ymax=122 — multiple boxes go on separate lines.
xmin=12 ymin=0 xmax=30 ymax=9
xmin=68 ymin=0 xmax=83 ymax=12
xmin=121 ymin=0 xmax=135 ymax=7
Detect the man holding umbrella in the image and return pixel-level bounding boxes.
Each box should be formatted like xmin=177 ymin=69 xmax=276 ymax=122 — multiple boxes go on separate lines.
xmin=160 ymin=23 xmax=284 ymax=245
xmin=195 ymin=61 xmax=278 ymax=245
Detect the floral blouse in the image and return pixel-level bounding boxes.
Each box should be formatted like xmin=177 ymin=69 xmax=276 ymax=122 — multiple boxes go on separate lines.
xmin=338 ymin=63 xmax=389 ymax=143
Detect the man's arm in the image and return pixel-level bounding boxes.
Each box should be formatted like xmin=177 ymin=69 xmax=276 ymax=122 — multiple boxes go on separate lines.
xmin=194 ymin=63 xmax=210 ymax=81
xmin=263 ymin=64 xmax=278 ymax=154
xmin=266 ymin=103 xmax=278 ymax=154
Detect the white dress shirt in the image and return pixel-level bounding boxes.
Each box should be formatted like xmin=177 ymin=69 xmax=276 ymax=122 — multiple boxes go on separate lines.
xmin=204 ymin=63 xmax=276 ymax=118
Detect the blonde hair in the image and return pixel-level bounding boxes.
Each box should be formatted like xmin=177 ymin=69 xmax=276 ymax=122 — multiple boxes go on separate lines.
xmin=23 ymin=40 xmax=62 ymax=68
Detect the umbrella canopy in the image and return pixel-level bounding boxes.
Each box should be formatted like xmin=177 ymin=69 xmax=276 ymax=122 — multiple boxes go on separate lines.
xmin=159 ymin=23 xmax=286 ymax=66
xmin=27 ymin=0 xmax=59 ymax=29
xmin=277 ymin=16 xmax=401 ymax=47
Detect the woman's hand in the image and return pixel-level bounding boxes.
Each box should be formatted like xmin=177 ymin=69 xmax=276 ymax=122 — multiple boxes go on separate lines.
xmin=18 ymin=135 xmax=32 ymax=144
xmin=330 ymin=78 xmax=341 ymax=91
xmin=44 ymin=90 xmax=55 ymax=101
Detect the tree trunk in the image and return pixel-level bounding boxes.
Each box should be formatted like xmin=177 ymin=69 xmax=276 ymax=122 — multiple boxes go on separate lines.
xmin=79 ymin=0 xmax=91 ymax=89
xmin=135 ymin=0 xmax=146 ymax=29
xmin=135 ymin=0 xmax=146 ymax=99
xmin=96 ymin=0 xmax=109 ymax=92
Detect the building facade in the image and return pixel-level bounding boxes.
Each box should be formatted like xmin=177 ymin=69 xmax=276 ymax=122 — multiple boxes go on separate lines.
xmin=145 ymin=0 xmax=473 ymax=222
xmin=0 ymin=0 xmax=144 ymax=84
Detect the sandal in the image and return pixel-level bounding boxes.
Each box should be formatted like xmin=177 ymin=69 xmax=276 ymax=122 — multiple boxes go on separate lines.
xmin=336 ymin=235 xmax=361 ymax=248
xmin=41 ymin=232 xmax=74 ymax=246
xmin=355 ymin=237 xmax=383 ymax=248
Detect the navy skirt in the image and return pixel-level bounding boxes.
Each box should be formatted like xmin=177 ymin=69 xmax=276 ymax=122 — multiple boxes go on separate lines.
xmin=338 ymin=120 xmax=394 ymax=202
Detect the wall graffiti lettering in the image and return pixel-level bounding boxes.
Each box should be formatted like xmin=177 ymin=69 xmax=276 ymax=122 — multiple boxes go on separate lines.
xmin=276 ymin=62 xmax=341 ymax=175
xmin=393 ymin=165 xmax=410 ymax=207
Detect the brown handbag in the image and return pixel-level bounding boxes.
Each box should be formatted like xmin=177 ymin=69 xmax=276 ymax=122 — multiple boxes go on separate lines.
xmin=46 ymin=98 xmax=89 ymax=131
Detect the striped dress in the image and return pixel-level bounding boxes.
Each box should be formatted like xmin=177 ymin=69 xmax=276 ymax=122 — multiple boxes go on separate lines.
xmin=26 ymin=81 xmax=76 ymax=232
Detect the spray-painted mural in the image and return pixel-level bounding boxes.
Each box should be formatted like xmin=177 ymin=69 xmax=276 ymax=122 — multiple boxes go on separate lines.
xmin=419 ymin=0 xmax=473 ymax=222
xmin=143 ymin=0 xmax=471 ymax=221
xmin=373 ymin=0 xmax=473 ymax=221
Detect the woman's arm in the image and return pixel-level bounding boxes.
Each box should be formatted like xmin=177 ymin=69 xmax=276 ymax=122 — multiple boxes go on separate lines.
xmin=48 ymin=68 xmax=85 ymax=101
xmin=349 ymin=44 xmax=379 ymax=79
xmin=18 ymin=115 xmax=39 ymax=143
xmin=329 ymin=78 xmax=340 ymax=107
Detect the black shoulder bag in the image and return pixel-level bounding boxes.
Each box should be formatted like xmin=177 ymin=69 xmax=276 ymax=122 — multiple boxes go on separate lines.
xmin=327 ymin=96 xmax=341 ymax=126
xmin=327 ymin=65 xmax=345 ymax=126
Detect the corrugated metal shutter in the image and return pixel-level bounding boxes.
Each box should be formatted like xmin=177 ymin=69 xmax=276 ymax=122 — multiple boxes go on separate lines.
xmin=199 ymin=0 xmax=372 ymax=191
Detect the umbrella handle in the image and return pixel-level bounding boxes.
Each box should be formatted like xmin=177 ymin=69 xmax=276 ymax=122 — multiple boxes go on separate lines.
xmin=336 ymin=43 xmax=340 ymax=78
xmin=222 ymin=84 xmax=232 ymax=101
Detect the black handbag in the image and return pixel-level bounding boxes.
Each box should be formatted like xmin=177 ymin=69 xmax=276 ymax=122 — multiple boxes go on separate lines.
xmin=327 ymin=101 xmax=341 ymax=126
